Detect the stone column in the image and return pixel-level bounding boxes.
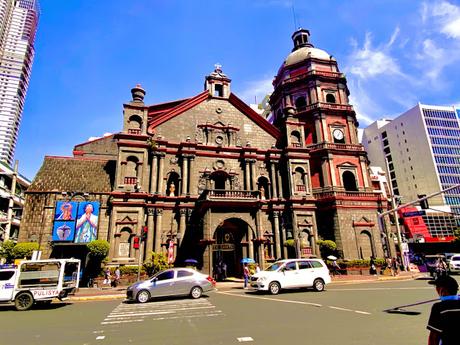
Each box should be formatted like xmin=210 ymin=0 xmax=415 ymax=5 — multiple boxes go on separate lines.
xmin=347 ymin=118 xmax=357 ymax=144
xmin=269 ymin=161 xmax=277 ymax=198
xmin=273 ymin=211 xmax=281 ymax=259
xmin=188 ymin=156 xmax=195 ymax=195
xmin=359 ymin=157 xmax=370 ymax=188
xmin=329 ymin=155 xmax=337 ymax=186
xmin=244 ymin=159 xmax=250 ymax=190
xmin=321 ymin=157 xmax=331 ymax=187
xmin=250 ymin=159 xmax=257 ymax=190
xmin=178 ymin=209 xmax=187 ymax=247
xmin=146 ymin=208 xmax=155 ymax=254
xmin=314 ymin=116 xmax=323 ymax=142
xmin=276 ymin=164 xmax=283 ymax=198
xmin=157 ymin=154 xmax=165 ymax=195
xmin=150 ymin=154 xmax=158 ymax=193
xmin=182 ymin=156 xmax=189 ymax=195
xmin=154 ymin=209 xmax=163 ymax=253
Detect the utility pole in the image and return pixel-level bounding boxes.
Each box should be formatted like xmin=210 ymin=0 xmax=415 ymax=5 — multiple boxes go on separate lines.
xmin=4 ymin=160 xmax=18 ymax=241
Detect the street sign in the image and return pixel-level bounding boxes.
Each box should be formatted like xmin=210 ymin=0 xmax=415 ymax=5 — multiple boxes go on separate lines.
xmin=402 ymin=210 xmax=425 ymax=217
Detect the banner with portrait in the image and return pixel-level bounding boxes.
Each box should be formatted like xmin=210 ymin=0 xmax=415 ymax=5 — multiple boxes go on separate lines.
xmin=52 ymin=201 xmax=100 ymax=243
xmin=74 ymin=202 xmax=100 ymax=243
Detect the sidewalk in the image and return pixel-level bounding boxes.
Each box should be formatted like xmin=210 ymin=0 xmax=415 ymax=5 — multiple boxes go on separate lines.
xmin=69 ymin=271 xmax=426 ymax=302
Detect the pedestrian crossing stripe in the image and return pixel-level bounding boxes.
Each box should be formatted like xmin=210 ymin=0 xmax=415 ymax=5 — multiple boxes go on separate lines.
xmin=101 ymin=298 xmax=224 ymax=325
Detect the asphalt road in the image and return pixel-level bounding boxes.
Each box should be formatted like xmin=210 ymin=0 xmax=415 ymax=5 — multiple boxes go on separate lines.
xmin=0 ymin=277 xmax=451 ymax=345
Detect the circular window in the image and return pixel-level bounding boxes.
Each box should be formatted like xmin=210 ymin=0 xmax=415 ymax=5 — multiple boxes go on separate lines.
xmin=216 ymin=107 xmax=223 ymax=114
xmin=215 ymin=135 xmax=224 ymax=145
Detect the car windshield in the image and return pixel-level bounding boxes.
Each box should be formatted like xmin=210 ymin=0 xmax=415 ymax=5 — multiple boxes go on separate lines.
xmin=265 ymin=262 xmax=284 ymax=271
xmin=452 ymin=257 xmax=460 ymax=261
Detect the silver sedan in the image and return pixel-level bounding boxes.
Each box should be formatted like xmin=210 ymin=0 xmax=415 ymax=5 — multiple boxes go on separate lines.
xmin=126 ymin=268 xmax=216 ymax=303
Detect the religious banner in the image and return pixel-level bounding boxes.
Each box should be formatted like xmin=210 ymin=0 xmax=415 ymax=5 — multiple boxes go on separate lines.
xmin=167 ymin=240 xmax=175 ymax=264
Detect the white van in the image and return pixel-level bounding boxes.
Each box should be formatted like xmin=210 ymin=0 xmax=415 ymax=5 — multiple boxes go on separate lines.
xmin=249 ymin=258 xmax=331 ymax=295
xmin=0 ymin=259 xmax=80 ymax=311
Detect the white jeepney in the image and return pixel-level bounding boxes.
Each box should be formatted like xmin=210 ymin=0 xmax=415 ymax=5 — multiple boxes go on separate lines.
xmin=0 ymin=258 xmax=80 ymax=311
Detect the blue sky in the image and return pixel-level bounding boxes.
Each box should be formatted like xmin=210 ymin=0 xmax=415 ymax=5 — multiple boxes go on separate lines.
xmin=15 ymin=0 xmax=460 ymax=179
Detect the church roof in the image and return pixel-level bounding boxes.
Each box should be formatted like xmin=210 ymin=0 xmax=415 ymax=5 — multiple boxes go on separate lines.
xmin=28 ymin=156 xmax=115 ymax=192
xmin=147 ymin=91 xmax=281 ymax=139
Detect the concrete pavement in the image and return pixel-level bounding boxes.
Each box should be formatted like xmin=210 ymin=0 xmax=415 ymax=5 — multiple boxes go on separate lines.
xmin=69 ymin=271 xmax=426 ymax=302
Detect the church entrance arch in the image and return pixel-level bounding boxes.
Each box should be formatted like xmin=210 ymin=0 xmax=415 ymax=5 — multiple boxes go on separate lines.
xmin=212 ymin=218 xmax=255 ymax=279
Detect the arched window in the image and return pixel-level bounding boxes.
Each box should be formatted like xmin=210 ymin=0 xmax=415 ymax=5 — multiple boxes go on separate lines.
xmin=290 ymin=130 xmax=301 ymax=147
xmin=326 ymin=94 xmax=336 ymax=103
xmin=125 ymin=156 xmax=139 ymax=185
xmin=118 ymin=227 xmax=132 ymax=258
xmin=166 ymin=172 xmax=180 ymax=196
xmin=128 ymin=115 xmax=142 ymax=134
xmin=257 ymin=176 xmax=270 ymax=200
xmin=295 ymin=167 xmax=307 ymax=192
xmin=211 ymin=171 xmax=228 ymax=190
xmin=295 ymin=96 xmax=306 ymax=111
xmin=342 ymin=171 xmax=358 ymax=191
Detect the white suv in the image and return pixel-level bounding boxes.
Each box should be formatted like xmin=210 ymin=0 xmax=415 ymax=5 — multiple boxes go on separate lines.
xmin=249 ymin=258 xmax=331 ymax=295
xmin=449 ymin=255 xmax=460 ymax=274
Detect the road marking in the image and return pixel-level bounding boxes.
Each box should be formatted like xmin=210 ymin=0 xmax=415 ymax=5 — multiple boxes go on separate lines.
xmin=237 ymin=337 xmax=254 ymax=342
xmin=101 ymin=298 xmax=224 ymax=325
xmin=95 ymin=336 xmax=105 ymax=340
xmin=217 ymin=291 xmax=322 ymax=307
xmin=329 ymin=306 xmax=353 ymax=312
xmin=330 ymin=287 xmax=432 ymax=291
xmin=217 ymin=291 xmax=371 ymax=315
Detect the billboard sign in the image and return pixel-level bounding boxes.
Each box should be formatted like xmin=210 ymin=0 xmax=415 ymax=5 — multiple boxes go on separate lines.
xmin=52 ymin=201 xmax=100 ymax=243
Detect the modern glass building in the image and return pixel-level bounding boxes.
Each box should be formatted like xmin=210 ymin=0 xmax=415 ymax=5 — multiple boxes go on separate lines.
xmin=0 ymin=0 xmax=40 ymax=165
xmin=362 ymin=104 xmax=460 ymax=241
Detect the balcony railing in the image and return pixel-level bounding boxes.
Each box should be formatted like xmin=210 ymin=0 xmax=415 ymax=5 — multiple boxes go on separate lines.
xmin=282 ymin=70 xmax=345 ymax=84
xmin=313 ymin=187 xmax=380 ymax=199
xmin=301 ymin=102 xmax=354 ymax=113
xmin=201 ymin=189 xmax=259 ymax=201
xmin=291 ymin=142 xmax=302 ymax=148
xmin=306 ymin=142 xmax=364 ymax=152
xmin=124 ymin=176 xmax=138 ymax=185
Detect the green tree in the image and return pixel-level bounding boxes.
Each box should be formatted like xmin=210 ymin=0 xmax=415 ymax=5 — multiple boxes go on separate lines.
xmin=143 ymin=252 xmax=171 ymax=276
xmin=86 ymin=240 xmax=110 ymax=259
xmin=12 ymin=242 xmax=39 ymax=259
xmin=0 ymin=240 xmax=16 ymax=263
xmin=317 ymin=239 xmax=337 ymax=259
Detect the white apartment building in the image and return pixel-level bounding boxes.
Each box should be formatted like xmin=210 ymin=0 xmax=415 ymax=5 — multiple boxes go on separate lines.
xmin=0 ymin=0 xmax=39 ymax=165
xmin=362 ymin=103 xmax=460 ymax=216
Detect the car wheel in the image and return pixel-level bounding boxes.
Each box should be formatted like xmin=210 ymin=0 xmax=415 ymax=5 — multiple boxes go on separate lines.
xmin=313 ymin=278 xmax=325 ymax=292
xmin=136 ymin=290 xmax=151 ymax=303
xmin=190 ymin=286 xmax=203 ymax=299
xmin=268 ymin=282 xmax=280 ymax=295
xmin=15 ymin=292 xmax=34 ymax=311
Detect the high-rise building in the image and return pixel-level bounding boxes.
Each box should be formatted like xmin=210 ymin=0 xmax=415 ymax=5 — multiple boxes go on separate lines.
xmin=0 ymin=0 xmax=40 ymax=165
xmin=362 ymin=103 xmax=460 ymax=242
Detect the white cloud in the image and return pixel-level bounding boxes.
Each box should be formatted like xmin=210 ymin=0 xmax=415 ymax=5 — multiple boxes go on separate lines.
xmin=426 ymin=1 xmax=460 ymax=39
xmin=347 ymin=32 xmax=404 ymax=79
xmin=237 ymin=77 xmax=274 ymax=104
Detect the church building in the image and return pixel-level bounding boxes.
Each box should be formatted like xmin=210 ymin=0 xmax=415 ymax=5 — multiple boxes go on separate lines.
xmin=20 ymin=29 xmax=388 ymax=276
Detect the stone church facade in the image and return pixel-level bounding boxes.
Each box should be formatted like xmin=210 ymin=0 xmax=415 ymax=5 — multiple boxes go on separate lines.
xmin=20 ymin=29 xmax=388 ymax=276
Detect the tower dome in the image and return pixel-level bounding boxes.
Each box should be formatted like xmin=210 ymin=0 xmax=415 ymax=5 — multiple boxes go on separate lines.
xmin=281 ymin=28 xmax=332 ymax=68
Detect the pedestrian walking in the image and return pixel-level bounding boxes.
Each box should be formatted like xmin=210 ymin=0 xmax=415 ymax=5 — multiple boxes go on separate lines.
xmin=391 ymin=257 xmax=399 ymax=276
xmin=331 ymin=259 xmax=341 ymax=276
xmin=103 ymin=267 xmax=111 ymax=287
xmin=369 ymin=256 xmax=377 ymax=276
xmin=427 ymin=275 xmax=460 ymax=345
xmin=112 ymin=266 xmax=121 ymax=287
xmin=243 ymin=263 xmax=250 ymax=289
xmin=255 ymin=263 xmax=261 ymax=274
xmin=221 ymin=261 xmax=227 ymax=280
